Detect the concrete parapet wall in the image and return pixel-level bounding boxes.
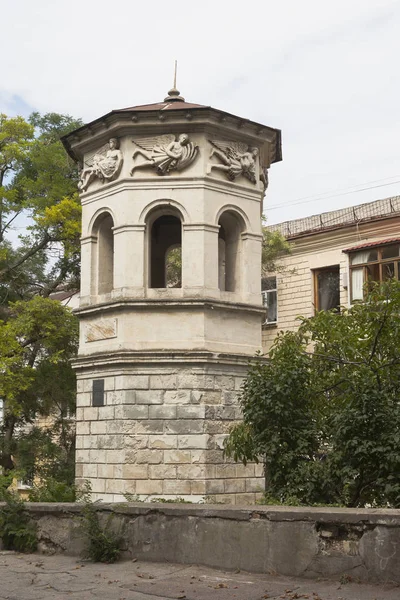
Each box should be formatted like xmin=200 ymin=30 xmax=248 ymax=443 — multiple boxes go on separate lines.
xmin=8 ymin=502 xmax=400 ymax=584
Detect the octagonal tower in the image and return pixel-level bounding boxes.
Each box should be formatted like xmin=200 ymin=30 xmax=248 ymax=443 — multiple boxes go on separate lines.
xmin=63 ymin=88 xmax=282 ymax=502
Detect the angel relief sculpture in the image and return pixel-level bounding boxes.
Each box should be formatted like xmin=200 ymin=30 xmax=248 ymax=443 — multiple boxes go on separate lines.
xmin=207 ymin=140 xmax=259 ymax=184
xmin=130 ymin=134 xmax=199 ymax=176
xmin=78 ymin=138 xmax=123 ymax=192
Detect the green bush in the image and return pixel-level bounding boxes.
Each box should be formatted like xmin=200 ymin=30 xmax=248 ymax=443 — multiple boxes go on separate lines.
xmin=80 ymin=499 xmax=121 ymax=563
xmin=225 ymin=281 xmax=400 ymax=508
xmin=0 ymin=493 xmax=37 ymax=552
xmin=28 ymin=478 xmax=77 ymax=503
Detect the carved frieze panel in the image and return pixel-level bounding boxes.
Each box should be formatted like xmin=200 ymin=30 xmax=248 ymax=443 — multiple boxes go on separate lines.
xmin=78 ymin=138 xmax=123 ymax=192
xmin=207 ymin=139 xmax=260 ymax=185
xmin=130 ymin=134 xmax=199 ymax=176
xmin=84 ymin=319 xmax=117 ymax=342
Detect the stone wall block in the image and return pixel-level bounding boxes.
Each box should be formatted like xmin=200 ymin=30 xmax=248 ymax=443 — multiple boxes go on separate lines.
xmin=215 ymin=375 xmax=236 ymax=390
xmin=216 ymin=465 xmax=237 ymax=479
xmin=177 ymin=464 xmax=206 ymax=479
xmin=104 ymin=377 xmax=115 ymax=391
xmin=178 ymin=434 xmax=209 ymax=449
xmin=136 ymin=390 xmax=164 ymax=405
xmin=245 ymin=478 xmax=264 ymax=493
xmin=165 ymin=420 xmax=204 ymax=434
xmin=191 ymin=480 xmax=206 ymax=495
xmin=124 ymin=436 xmax=149 ymax=450
xmin=135 ymin=450 xmax=163 ymax=464
xmin=114 ymin=405 xmax=149 ymax=420
xmin=214 ymin=406 xmax=236 ymax=420
xmin=82 ymin=464 xmax=98 ymax=478
xmin=149 ymin=465 xmax=177 ymax=479
xmin=130 ymin=420 xmax=164 ymax=434
xmin=177 ymin=405 xmax=206 ymax=419
xmin=149 ymin=405 xmax=177 ymax=420
xmin=148 ymin=434 xmax=178 ymax=449
xmin=98 ymin=406 xmax=115 ymax=420
xmin=75 ymin=449 xmax=90 ymax=463
xmin=106 ymin=391 xmax=125 ymax=405
xmin=208 ymin=434 xmax=228 ymax=450
xmin=91 ymin=479 xmax=106 ymax=493
xmin=105 ymin=449 xmax=125 ymax=463
xmin=150 ymin=374 xmax=177 ymax=389
xmin=190 ymin=450 xmax=207 ymax=464
xmin=77 ymin=393 xmax=91 ymax=407
xmin=222 ymin=391 xmax=239 ymax=406
xmin=199 ymin=391 xmax=222 ymax=405
xmin=136 ymin=480 xmax=163 ymax=495
xmin=206 ymin=480 xmax=225 ymax=494
xmin=90 ymin=421 xmax=107 ymax=435
xmin=122 ymin=464 xmax=148 ymax=479
xmin=177 ymin=372 xmax=214 ymax=390
xmin=89 ymin=449 xmax=106 ymax=464
xmin=98 ymin=464 xmax=116 ymax=479
xmin=164 ymin=450 xmax=192 ymax=464
xmin=164 ymin=390 xmax=191 ymax=404
xmin=234 ymin=377 xmax=245 ymax=391
xmin=205 ymin=421 xmax=232 ymax=434
xmin=83 ymin=407 xmax=98 ymax=421
xmin=96 ymin=435 xmax=123 ymax=450
xmin=76 ymin=422 xmax=90 ymax=436
xmin=224 ymin=478 xmax=246 ymax=493
xmin=235 ymin=464 xmax=255 ymax=478
xmin=115 ymin=375 xmax=149 ymax=390
xmin=163 ymin=480 xmax=191 ymax=495
xmin=75 ymin=408 xmax=84 ymax=421
xmin=105 ymin=479 xmax=125 ymax=495
xmin=124 ymin=390 xmax=136 ymax=404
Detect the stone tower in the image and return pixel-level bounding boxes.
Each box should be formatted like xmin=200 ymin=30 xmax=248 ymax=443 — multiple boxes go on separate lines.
xmin=63 ymin=88 xmax=282 ymax=503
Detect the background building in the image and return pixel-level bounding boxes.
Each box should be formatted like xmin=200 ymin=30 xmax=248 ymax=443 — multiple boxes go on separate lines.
xmin=262 ymin=195 xmax=400 ymax=353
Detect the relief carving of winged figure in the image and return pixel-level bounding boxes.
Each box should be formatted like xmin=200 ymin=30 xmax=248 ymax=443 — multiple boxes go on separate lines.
xmin=78 ymin=138 xmax=123 ymax=192
xmin=130 ymin=133 xmax=199 ymax=176
xmin=208 ymin=140 xmax=259 ymax=184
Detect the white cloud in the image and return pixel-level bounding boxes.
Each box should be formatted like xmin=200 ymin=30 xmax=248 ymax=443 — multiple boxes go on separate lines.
xmin=1 ymin=0 xmax=399 ymax=224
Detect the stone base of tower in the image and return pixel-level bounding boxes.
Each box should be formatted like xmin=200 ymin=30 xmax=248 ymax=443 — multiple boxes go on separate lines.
xmin=74 ymin=353 xmax=264 ymax=504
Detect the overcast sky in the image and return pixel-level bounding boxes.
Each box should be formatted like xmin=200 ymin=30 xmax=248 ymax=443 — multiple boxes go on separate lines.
xmin=2 ymin=0 xmax=400 ymax=225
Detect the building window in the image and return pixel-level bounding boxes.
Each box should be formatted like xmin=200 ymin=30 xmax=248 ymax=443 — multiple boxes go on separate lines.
xmin=349 ymin=243 xmax=400 ymax=301
xmin=262 ymin=277 xmax=277 ymax=324
xmin=150 ymin=214 xmax=182 ymax=288
xmin=314 ymin=266 xmax=340 ymax=311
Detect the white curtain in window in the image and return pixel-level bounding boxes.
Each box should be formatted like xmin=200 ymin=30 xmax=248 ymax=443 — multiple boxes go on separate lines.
xmin=351 ymin=251 xmax=372 ymax=265
xmin=351 ymin=267 xmax=364 ymax=300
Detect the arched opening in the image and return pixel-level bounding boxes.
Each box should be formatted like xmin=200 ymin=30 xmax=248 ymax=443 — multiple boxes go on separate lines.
xmin=149 ymin=214 xmax=182 ymax=288
xmin=91 ymin=212 xmax=114 ymax=295
xmin=218 ymin=211 xmax=245 ymax=292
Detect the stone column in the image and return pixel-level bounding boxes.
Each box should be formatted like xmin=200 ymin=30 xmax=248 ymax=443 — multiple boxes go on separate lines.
xmin=112 ymin=225 xmax=146 ymax=298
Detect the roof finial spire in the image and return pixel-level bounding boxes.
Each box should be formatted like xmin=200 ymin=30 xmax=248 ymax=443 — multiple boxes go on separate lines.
xmin=164 ymin=60 xmax=185 ymax=103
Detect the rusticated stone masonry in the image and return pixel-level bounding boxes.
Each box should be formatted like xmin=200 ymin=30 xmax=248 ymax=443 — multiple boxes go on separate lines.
xmin=75 ymin=363 xmax=264 ymax=503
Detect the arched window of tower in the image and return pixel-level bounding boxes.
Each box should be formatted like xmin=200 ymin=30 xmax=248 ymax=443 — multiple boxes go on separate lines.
xmin=91 ymin=212 xmax=114 ymax=295
xmin=218 ymin=211 xmax=245 ymax=293
xmin=149 ymin=214 xmax=182 ymax=288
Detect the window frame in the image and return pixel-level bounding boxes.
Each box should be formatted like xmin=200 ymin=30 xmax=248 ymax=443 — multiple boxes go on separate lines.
xmin=349 ymin=243 xmax=400 ymax=302
xmin=313 ymin=265 xmax=341 ymax=313
xmin=262 ymin=276 xmax=278 ymax=326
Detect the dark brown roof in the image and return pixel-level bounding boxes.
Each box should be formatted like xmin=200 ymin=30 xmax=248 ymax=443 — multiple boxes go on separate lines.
xmin=343 ymin=238 xmax=400 ymax=253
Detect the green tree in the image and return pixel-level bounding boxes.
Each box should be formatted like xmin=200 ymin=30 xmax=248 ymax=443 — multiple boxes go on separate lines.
xmin=225 ymin=280 xmax=400 ymax=507
xmin=0 ymin=112 xmax=82 ymax=483
xmin=0 ymin=296 xmax=78 ymax=474
xmin=0 ymin=112 xmax=82 ymax=303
